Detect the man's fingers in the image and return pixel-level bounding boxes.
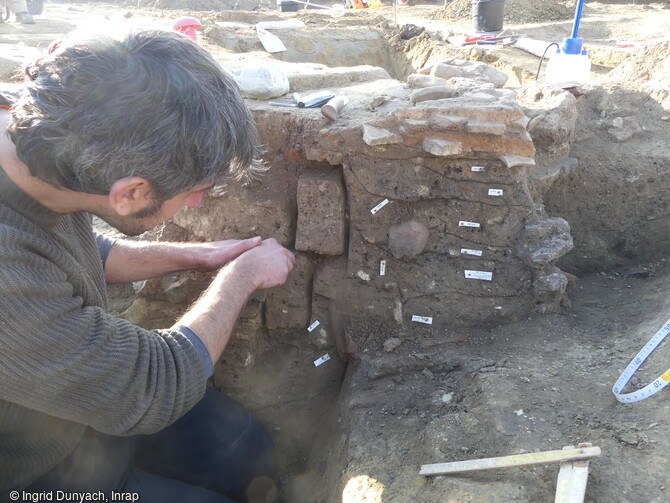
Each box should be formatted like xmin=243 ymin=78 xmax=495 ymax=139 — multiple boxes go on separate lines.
xmin=242 ymin=236 xmax=263 ymax=249
xmin=226 ymin=236 xmax=262 ymax=257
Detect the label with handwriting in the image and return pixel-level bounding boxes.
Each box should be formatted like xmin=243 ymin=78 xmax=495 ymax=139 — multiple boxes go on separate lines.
xmin=370 ymin=199 xmax=390 ymax=215
xmin=461 ymin=248 xmax=483 ymax=256
xmin=314 ymin=354 xmax=331 ymax=367
xmin=411 ymin=315 xmax=433 ymax=324
xmin=464 ymin=270 xmax=493 ymax=281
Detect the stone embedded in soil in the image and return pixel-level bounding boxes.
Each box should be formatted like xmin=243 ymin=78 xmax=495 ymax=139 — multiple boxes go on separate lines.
xmin=422 ymin=137 xmax=464 ymax=157
xmin=407 ymin=73 xmax=449 ymax=89
xmin=383 ymin=337 xmax=402 ymax=352
xmin=517 ymin=218 xmax=574 ymax=269
xmin=295 ymin=172 xmax=346 ymax=255
xmin=429 ymin=63 xmax=465 ymax=81
xmin=608 ymin=116 xmax=643 ymax=142
xmin=265 ymin=254 xmax=314 ymax=331
xmin=533 ymin=268 xmax=569 ymax=311
xmin=498 ymin=154 xmax=535 ymax=168
xmin=466 ymin=120 xmax=507 ymax=135
xmin=516 ymin=83 xmax=577 ymax=184
xmin=387 ymin=220 xmax=430 ymax=259
xmin=409 ymin=86 xmax=458 ymax=104
xmin=424 ymin=59 xmax=508 ymax=88
xmin=362 ymin=125 xmax=402 ymax=146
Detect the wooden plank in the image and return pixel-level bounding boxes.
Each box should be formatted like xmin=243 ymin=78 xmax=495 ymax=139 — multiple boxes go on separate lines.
xmin=420 ymin=446 xmax=601 ymax=477
xmin=555 ymin=445 xmax=591 ymax=503
xmin=555 ymin=460 xmax=575 ymax=503
xmin=555 ymin=446 xmax=576 ymax=503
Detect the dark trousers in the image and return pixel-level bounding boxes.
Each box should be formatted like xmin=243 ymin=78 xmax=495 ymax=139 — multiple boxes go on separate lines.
xmin=22 ymin=388 xmax=276 ymax=503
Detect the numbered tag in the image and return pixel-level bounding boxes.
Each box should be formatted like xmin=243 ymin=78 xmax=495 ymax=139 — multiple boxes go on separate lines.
xmin=412 ymin=315 xmax=433 ymax=324
xmin=461 ymin=248 xmax=483 ymax=256
xmin=307 ymin=320 xmax=320 ymax=332
xmin=464 ymin=270 xmax=493 ymax=281
xmin=459 ymin=221 xmax=480 ymax=228
xmin=380 ymin=260 xmax=386 ymax=276
xmin=370 ymin=199 xmax=390 ymax=215
xmin=314 ymin=354 xmax=331 ymax=367
xmin=488 ymin=189 xmax=503 ymax=197
xmin=471 ymin=166 xmax=486 ymax=172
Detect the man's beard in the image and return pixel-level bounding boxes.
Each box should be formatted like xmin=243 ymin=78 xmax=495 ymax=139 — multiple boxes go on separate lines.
xmin=93 ymin=199 xmax=164 ymax=237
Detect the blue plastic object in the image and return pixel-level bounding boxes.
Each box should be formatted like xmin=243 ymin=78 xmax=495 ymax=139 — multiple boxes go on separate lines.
xmin=561 ymin=0 xmax=586 ymax=55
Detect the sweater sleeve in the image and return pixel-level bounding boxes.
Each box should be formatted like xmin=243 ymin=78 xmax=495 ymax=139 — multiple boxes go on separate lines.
xmin=0 ymin=233 xmax=210 ymax=436
xmin=93 ymin=231 xmax=117 ymax=269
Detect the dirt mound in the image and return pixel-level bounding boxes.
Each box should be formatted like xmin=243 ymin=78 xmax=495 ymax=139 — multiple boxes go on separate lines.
xmin=434 ymin=0 xmax=574 ymax=24
xmin=609 ymin=40 xmax=670 ymax=85
xmin=297 ymin=10 xmax=389 ymax=27
xmin=608 ymin=41 xmax=670 ymax=110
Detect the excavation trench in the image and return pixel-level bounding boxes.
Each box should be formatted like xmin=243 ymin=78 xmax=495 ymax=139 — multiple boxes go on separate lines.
xmin=105 ymin=18 xmax=583 ymax=502
xmin=3 ymin=2 xmax=670 ymax=502
xmin=106 ymin=9 xmax=670 ymax=503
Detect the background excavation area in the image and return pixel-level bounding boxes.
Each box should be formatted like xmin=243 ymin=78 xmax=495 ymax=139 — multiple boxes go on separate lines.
xmin=3 ymin=1 xmax=670 ymax=501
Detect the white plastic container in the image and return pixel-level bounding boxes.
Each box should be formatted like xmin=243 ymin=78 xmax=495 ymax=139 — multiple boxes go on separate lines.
xmin=544 ymin=51 xmax=591 ymax=88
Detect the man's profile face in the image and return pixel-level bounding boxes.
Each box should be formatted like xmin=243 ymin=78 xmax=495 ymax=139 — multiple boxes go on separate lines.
xmin=96 ymin=182 xmax=213 ymax=236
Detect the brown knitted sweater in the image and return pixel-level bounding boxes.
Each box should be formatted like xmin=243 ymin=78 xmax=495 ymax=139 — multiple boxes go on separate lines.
xmin=0 ymin=166 xmax=210 ymax=491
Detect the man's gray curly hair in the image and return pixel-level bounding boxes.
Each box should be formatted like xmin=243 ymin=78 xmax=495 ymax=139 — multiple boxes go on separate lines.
xmin=7 ymin=29 xmax=261 ymax=199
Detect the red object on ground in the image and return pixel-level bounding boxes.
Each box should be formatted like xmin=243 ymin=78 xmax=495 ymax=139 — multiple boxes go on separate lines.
xmin=173 ymin=16 xmax=202 ymax=42
xmin=464 ymin=33 xmax=496 ymax=43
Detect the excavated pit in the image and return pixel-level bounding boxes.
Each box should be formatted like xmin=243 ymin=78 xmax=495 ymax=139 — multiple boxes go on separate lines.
xmin=114 ymin=21 xmax=584 ymax=502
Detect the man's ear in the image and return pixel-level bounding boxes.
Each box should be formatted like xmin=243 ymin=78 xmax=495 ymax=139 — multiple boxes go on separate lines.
xmin=108 ymin=177 xmax=155 ymax=216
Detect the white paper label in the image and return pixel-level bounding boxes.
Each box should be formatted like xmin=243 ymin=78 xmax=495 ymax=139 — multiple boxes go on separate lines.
xmin=459 ymin=221 xmax=481 ymax=228
xmin=380 ymin=260 xmax=386 ymax=276
xmin=412 ymin=315 xmax=433 ymax=324
xmin=461 ymin=248 xmax=483 ymax=256
xmin=307 ymin=320 xmax=320 ymax=332
xmin=488 ymin=189 xmax=504 ymax=196
xmin=314 ymin=354 xmax=331 ymax=367
xmin=464 ymin=270 xmax=493 ymax=281
xmin=370 ymin=199 xmax=390 ymax=214
xmin=471 ymin=166 xmax=486 ymax=172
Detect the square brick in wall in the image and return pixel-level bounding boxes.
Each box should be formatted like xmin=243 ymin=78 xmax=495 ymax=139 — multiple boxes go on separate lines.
xmin=295 ymin=172 xmax=346 ymax=255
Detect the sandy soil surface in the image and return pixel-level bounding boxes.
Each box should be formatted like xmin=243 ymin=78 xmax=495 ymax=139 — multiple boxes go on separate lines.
xmin=4 ymin=1 xmax=670 ymax=502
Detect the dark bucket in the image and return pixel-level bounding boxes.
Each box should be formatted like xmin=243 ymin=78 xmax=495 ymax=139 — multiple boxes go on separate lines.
xmin=278 ymin=0 xmax=300 ymax=11
xmin=472 ymin=0 xmax=505 ymax=32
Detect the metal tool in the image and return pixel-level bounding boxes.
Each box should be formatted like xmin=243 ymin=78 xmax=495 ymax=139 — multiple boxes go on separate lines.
xmin=294 ymin=90 xmax=335 ymax=108
xmin=269 ymin=90 xmax=335 ymax=109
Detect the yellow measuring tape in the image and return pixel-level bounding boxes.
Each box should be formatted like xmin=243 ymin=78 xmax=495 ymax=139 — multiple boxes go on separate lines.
xmin=612 ymin=317 xmax=670 ymax=403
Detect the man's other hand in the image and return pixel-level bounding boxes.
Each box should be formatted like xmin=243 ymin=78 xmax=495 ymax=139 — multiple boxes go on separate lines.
xmin=192 ymin=237 xmax=264 ymax=272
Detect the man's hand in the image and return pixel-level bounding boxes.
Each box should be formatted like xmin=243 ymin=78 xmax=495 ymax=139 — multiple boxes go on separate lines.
xmin=190 ymin=237 xmax=264 ymax=272
xmin=177 ymin=238 xmax=295 ymax=364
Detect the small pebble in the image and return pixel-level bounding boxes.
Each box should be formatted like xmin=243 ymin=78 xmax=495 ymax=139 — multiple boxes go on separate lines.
xmin=422 ymin=368 xmax=435 ymax=380
xmin=383 ymin=337 xmax=402 ymax=353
